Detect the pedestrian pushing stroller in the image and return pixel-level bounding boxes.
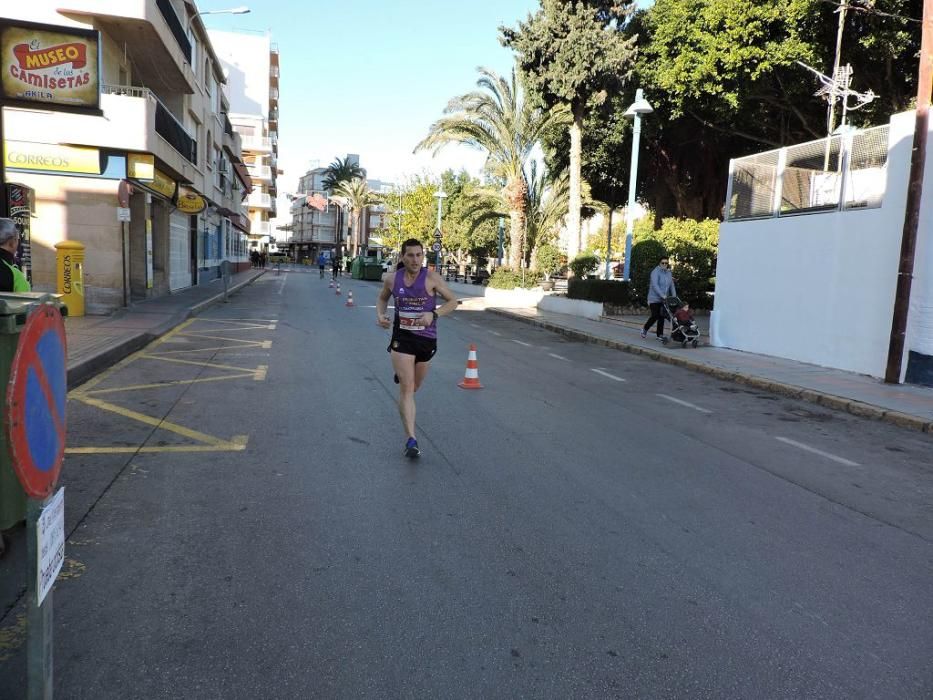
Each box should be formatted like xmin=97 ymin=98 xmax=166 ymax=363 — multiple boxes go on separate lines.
xmin=662 ymin=296 xmax=700 ymax=348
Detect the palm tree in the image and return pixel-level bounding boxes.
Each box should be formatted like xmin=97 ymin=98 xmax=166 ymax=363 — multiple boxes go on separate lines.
xmin=415 ymin=67 xmax=570 ymax=270
xmin=463 ymin=160 xmax=569 ymax=269
xmin=322 ymin=157 xmax=365 ymax=255
xmin=332 ymin=177 xmax=382 ymax=257
xmin=322 ymin=156 xmax=365 ymax=191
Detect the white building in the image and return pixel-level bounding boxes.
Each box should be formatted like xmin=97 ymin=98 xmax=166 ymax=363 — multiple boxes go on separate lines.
xmin=712 ymin=111 xmax=933 ymax=386
xmin=208 ymin=29 xmax=280 ymax=255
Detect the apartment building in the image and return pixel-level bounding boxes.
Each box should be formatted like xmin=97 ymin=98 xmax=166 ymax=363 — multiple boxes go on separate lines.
xmin=2 ymin=1 xmax=251 ymax=312
xmin=207 ymin=29 xmax=279 ymax=256
xmin=289 ymin=156 xmax=394 ymax=261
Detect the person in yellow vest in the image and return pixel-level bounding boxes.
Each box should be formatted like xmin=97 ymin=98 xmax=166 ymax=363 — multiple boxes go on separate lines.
xmin=0 ymin=218 xmax=29 ymax=292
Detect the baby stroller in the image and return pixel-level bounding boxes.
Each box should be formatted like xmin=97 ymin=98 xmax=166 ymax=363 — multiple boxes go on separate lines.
xmin=662 ymin=296 xmax=700 ymax=348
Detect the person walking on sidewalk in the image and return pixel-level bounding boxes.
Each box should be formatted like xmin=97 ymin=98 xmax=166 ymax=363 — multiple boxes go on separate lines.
xmin=376 ymin=238 xmax=458 ymax=459
xmin=0 ymin=218 xmax=30 ymax=292
xmin=641 ymin=255 xmax=675 ymax=341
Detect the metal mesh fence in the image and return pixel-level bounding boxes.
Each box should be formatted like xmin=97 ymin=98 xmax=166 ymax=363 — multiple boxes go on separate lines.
xmin=727 ymin=125 xmax=890 ymax=220
xmin=727 ymin=150 xmax=780 ymax=220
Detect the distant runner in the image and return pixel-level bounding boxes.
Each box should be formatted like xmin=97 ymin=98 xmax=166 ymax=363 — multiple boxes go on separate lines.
xmin=376 ymin=238 xmax=458 ymax=458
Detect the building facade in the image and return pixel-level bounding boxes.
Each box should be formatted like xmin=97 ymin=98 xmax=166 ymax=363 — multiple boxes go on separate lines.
xmin=207 ymin=29 xmax=279 ymax=258
xmin=2 ymin=1 xmax=251 ymax=313
xmin=288 ymin=156 xmax=394 ymax=262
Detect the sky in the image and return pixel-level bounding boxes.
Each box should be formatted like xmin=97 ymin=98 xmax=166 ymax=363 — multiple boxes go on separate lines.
xmin=200 ymin=0 xmax=541 ymax=199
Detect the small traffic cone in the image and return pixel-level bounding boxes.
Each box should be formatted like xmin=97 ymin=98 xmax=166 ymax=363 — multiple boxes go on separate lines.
xmin=345 ymin=290 xmax=355 ymax=307
xmin=458 ymin=344 xmax=483 ymax=389
xmin=328 ymin=279 xmax=334 ymax=288
xmin=335 ymin=283 xmax=341 ymax=296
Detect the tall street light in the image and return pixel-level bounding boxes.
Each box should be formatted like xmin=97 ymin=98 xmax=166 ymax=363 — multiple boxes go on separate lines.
xmin=622 ymin=88 xmax=653 ymax=282
xmin=199 ymin=6 xmax=251 ymax=15
xmin=433 ymin=189 xmax=447 ymax=271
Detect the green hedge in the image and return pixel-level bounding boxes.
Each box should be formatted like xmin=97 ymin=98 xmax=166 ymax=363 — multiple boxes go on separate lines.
xmin=487 ymin=267 xmax=539 ymax=289
xmin=567 ymin=278 xmax=632 ymax=305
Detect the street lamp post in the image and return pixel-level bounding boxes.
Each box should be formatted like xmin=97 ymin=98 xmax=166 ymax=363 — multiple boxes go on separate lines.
xmin=622 ymin=88 xmax=653 ymax=282
xmin=433 ymin=189 xmax=447 ymax=271
xmin=497 ymin=217 xmax=505 ymax=267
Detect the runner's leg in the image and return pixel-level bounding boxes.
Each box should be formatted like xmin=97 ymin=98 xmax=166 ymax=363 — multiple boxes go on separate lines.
xmin=391 ymin=351 xmax=418 ymax=439
xmin=413 ymin=359 xmax=431 ymax=392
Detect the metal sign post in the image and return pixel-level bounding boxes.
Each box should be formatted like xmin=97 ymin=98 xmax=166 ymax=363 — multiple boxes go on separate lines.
xmin=6 ymin=305 xmax=68 ymax=699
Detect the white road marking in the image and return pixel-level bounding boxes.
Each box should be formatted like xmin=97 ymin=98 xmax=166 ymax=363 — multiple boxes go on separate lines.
xmin=775 ymin=437 xmax=860 ymax=466
xmin=488 ymin=330 xmax=502 ymax=336
xmin=591 ymin=368 xmax=626 ymax=382
xmin=549 ymin=353 xmax=569 ymax=361
xmin=511 ymin=340 xmax=532 ymax=347
xmin=656 ymin=393 xmax=712 ymax=414
xmin=277 ymin=274 xmax=287 ymax=295
xmin=470 ymin=323 xmax=481 ymax=329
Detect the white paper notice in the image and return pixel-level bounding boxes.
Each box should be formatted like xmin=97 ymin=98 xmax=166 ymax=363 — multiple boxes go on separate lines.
xmin=37 ymin=488 xmax=65 ymax=606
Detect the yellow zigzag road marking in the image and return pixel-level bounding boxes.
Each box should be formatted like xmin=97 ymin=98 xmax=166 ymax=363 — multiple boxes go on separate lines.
xmin=81 ymin=373 xmax=259 ymax=395
xmin=71 ymin=319 xmax=197 ymax=395
xmin=152 ymin=340 xmax=272 ymax=355
xmin=174 ymin=332 xmax=273 ymax=344
xmin=66 ymin=395 xmax=248 ymax=453
xmin=67 ymin=436 xmax=248 ymax=454
xmin=138 ymin=354 xmax=266 ymax=374
xmin=189 ymin=320 xmax=277 ymax=330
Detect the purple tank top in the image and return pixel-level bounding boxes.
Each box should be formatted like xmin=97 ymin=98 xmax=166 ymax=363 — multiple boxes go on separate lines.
xmin=393 ymin=267 xmax=437 ymax=339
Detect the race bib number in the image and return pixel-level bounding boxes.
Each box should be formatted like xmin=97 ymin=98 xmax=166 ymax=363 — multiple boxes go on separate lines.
xmin=399 ymin=312 xmax=425 ymax=331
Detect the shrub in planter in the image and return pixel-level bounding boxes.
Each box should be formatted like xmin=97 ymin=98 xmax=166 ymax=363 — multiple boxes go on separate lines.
xmin=567 ymin=278 xmax=632 ymax=306
xmin=487 ymin=267 xmax=539 ymax=290
xmin=536 ymin=244 xmax=562 ymax=279
xmin=569 ymin=253 xmax=598 ymax=279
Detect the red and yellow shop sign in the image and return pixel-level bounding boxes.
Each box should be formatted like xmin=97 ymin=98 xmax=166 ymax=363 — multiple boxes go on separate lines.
xmin=4 ymin=139 xmax=102 ymax=175
xmin=0 ymin=20 xmax=100 ymax=112
xmin=176 ymin=187 xmax=206 ymax=215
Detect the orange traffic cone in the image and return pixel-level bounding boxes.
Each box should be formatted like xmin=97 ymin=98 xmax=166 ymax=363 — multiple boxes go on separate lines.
xmin=345 ymin=291 xmax=354 ymax=307
xmin=335 ymin=283 xmax=341 ymax=296
xmin=458 ymin=344 xmax=483 ymax=389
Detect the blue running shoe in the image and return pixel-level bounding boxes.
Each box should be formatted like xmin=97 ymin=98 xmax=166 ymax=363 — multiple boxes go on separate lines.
xmin=404 ymin=437 xmax=420 ymax=459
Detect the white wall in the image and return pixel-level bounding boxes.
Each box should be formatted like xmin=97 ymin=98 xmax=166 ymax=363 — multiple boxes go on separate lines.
xmin=909 ymin=116 xmax=933 ymax=363
xmin=712 ymin=112 xmax=916 ymax=378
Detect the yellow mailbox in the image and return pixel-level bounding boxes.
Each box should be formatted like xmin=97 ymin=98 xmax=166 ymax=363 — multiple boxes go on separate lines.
xmin=54 ymin=241 xmax=85 ymax=317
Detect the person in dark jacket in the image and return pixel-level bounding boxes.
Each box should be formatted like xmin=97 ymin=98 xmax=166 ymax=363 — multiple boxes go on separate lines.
xmin=0 ymin=218 xmax=29 ymax=292
xmin=641 ymin=255 xmax=675 ymax=340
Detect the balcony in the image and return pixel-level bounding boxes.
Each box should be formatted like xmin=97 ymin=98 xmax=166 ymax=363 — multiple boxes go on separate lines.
xmin=239 ymin=134 xmax=272 ymax=153
xmin=254 ymin=221 xmax=272 ymax=237
xmin=270 ymin=66 xmax=280 ymax=80
xmin=6 ymin=84 xmax=198 ymax=180
xmin=270 ymin=88 xmax=279 ymax=102
xmin=247 ymin=164 xmax=272 ymax=182
xmin=248 ymin=191 xmax=272 ymax=209
xmin=59 ymin=0 xmax=195 ymax=93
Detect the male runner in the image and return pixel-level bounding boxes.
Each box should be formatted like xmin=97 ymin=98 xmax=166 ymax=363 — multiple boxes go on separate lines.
xmin=377 ymin=238 xmax=458 ymax=458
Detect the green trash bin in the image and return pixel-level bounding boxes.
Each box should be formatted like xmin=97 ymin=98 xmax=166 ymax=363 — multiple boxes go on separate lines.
xmin=0 ymin=294 xmax=67 ymax=532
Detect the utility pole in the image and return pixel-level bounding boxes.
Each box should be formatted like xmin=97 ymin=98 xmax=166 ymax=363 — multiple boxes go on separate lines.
xmin=826 ymin=0 xmax=849 ymax=137
xmin=885 ymin=0 xmax=933 ymax=383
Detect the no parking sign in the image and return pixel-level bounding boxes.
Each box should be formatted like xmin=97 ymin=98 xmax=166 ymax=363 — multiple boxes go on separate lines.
xmin=6 ymin=304 xmax=67 ymax=499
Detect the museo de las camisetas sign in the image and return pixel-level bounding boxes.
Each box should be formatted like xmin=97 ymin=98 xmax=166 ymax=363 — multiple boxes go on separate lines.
xmin=0 ymin=19 xmax=100 ymax=114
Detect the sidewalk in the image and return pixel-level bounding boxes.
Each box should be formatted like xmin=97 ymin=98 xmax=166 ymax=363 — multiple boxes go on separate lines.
xmin=485 ymin=304 xmax=933 ymax=433
xmin=65 ymin=268 xmax=265 ymax=388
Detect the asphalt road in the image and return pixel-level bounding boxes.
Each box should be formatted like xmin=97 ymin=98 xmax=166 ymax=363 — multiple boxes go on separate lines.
xmin=1 ymin=269 xmax=931 ymax=699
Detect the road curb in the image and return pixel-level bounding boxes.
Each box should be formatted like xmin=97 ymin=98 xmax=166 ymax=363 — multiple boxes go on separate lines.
xmin=487 ymin=307 xmax=931 ymax=433
xmin=67 ymin=271 xmax=265 ymax=389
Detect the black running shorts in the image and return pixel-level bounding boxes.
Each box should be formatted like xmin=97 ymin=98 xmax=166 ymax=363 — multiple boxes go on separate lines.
xmin=388 ymin=332 xmax=437 ymax=363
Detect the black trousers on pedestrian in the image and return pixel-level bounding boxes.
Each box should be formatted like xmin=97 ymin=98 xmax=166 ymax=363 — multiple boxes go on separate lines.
xmin=644 ymin=302 xmax=666 ymax=337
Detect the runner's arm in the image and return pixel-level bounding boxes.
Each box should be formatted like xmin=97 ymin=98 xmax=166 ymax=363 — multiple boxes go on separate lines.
xmin=431 ymin=273 xmax=460 ymax=319
xmin=376 ymin=273 xmax=393 ymax=328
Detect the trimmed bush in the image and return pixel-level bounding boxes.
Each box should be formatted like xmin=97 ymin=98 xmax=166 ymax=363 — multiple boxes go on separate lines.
xmin=536 ymin=244 xmax=562 ymax=278
xmin=567 ymin=278 xmax=632 ymax=306
xmin=569 ymin=253 xmax=598 ymax=278
xmin=629 ymin=239 xmax=667 ymax=307
xmin=487 ymin=267 xmax=539 ymax=289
